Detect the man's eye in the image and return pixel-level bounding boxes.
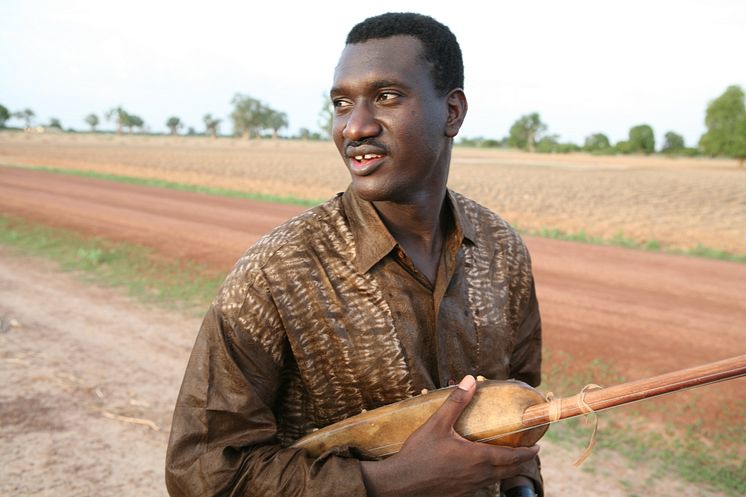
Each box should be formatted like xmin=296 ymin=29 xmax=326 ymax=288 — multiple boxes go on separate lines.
xmin=377 ymin=92 xmax=399 ymax=102
xmin=333 ymin=99 xmax=351 ymax=109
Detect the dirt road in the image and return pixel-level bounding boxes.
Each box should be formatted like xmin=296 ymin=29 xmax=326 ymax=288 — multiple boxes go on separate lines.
xmin=0 ymin=252 xmax=200 ymax=496
xmin=3 ymin=166 xmax=744 ymax=381
xmin=1 ymin=166 xmax=745 ymax=495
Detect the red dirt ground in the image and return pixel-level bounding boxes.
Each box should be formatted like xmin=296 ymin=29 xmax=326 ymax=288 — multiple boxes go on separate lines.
xmin=2 ymin=166 xmax=744 ymax=423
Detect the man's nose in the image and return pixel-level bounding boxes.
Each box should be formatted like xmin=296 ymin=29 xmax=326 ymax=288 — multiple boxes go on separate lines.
xmin=342 ymin=102 xmax=382 ymax=141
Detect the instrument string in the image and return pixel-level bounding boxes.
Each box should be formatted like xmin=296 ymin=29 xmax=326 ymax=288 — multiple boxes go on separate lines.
xmin=571 ymin=384 xmax=602 ymax=466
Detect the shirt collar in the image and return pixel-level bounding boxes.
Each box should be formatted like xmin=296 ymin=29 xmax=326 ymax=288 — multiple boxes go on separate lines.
xmin=447 ymin=189 xmax=477 ymax=245
xmin=341 ymin=186 xmax=477 ymax=274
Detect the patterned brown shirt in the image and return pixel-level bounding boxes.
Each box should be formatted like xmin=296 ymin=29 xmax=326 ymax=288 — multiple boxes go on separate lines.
xmin=166 ymin=187 xmax=542 ymax=497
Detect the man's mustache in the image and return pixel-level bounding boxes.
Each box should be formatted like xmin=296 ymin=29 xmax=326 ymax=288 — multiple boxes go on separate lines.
xmin=345 ymin=138 xmax=388 ymax=153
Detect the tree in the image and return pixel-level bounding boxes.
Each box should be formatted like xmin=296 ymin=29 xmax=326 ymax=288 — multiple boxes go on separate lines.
xmin=106 ymin=106 xmax=128 ymax=134
xmin=507 ymin=113 xmax=546 ymax=152
xmin=13 ymin=108 xmax=35 ymax=128
xmin=298 ymin=127 xmax=323 ymax=141
xmin=0 ymin=104 xmax=9 ymax=127
xmin=535 ymin=134 xmax=559 ymax=153
xmin=122 ymin=113 xmax=144 ymax=134
xmin=318 ymin=93 xmax=334 ymax=139
xmin=460 ymin=137 xmax=505 ymax=148
xmin=85 ymin=113 xmax=99 ymax=132
xmin=265 ymin=110 xmax=288 ymax=139
xmin=661 ymin=131 xmax=685 ymax=154
xmin=129 ymin=115 xmax=144 ymax=133
xmin=699 ymin=85 xmax=746 ymax=167
xmin=583 ymin=133 xmax=611 ymax=153
xmin=48 ymin=118 xmax=63 ymax=130
xmin=614 ymin=140 xmax=632 ymax=154
xmin=231 ymin=93 xmax=266 ymax=139
xmin=203 ymin=114 xmax=221 ymax=138
xmin=627 ymin=124 xmax=655 ymax=154
xmin=166 ymin=116 xmax=182 ymax=135
xmin=534 ymin=135 xmax=580 ymax=154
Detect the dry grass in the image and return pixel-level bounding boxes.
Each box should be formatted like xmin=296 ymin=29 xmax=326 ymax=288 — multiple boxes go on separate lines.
xmin=1 ymin=131 xmax=744 ymax=254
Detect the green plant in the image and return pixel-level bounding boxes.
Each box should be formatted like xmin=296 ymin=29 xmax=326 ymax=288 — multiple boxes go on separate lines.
xmin=85 ymin=113 xmax=99 ymax=132
xmin=628 ymin=124 xmax=656 ymax=155
xmin=0 ymin=103 xmax=10 ymax=127
xmin=610 ymin=230 xmax=638 ymax=248
xmin=699 ymin=85 xmax=746 ymax=167
xmin=519 ymin=224 xmax=746 ymax=263
xmin=0 ymin=215 xmax=224 ymax=314
xmin=508 ymin=112 xmax=547 ymax=152
xmin=166 ymin=116 xmax=182 ymax=135
xmin=584 ymin=133 xmax=611 ymax=153
xmin=661 ymin=131 xmax=686 ymax=154
xmin=203 ymin=114 xmax=221 ymax=138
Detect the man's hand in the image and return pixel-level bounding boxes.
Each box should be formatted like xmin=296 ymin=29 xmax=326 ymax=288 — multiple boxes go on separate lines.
xmin=360 ymin=375 xmax=540 ymax=497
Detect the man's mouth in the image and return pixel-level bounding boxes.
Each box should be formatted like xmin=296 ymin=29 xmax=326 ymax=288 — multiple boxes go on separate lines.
xmin=345 ymin=141 xmax=388 ymax=176
xmin=353 ymin=153 xmax=383 ymax=164
xmin=347 ymin=151 xmax=386 ymax=176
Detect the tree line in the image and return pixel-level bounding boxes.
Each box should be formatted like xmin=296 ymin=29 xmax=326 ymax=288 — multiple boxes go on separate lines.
xmin=459 ymin=85 xmax=746 ymax=166
xmin=0 ymin=93 xmax=291 ymax=141
xmin=0 ymin=85 xmax=744 ymax=165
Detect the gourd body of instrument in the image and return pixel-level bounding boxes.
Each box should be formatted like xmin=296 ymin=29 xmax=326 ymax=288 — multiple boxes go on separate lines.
xmin=293 ymin=379 xmax=547 ymax=459
xmin=292 ymin=355 xmax=746 ymax=459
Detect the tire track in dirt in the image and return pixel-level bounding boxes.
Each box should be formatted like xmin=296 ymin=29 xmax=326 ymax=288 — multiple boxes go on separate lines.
xmin=0 ymin=167 xmax=303 ymax=268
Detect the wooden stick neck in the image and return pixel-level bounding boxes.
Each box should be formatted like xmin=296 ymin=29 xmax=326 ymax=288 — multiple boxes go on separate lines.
xmin=521 ymin=354 xmax=746 ymax=428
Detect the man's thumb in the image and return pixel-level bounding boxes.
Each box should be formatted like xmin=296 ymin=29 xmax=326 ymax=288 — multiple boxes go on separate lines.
xmin=432 ymin=375 xmax=477 ymax=431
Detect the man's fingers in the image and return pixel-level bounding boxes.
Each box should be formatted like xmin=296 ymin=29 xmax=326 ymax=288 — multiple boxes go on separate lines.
xmin=483 ymin=444 xmax=540 ymax=467
xmin=431 ymin=375 xmax=477 ymax=431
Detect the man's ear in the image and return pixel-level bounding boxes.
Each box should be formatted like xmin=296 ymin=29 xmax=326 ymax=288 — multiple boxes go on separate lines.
xmin=445 ymin=89 xmax=468 ymax=138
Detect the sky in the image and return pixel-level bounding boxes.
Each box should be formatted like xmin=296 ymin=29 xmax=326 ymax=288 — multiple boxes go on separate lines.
xmin=1 ymin=0 xmax=745 ymax=147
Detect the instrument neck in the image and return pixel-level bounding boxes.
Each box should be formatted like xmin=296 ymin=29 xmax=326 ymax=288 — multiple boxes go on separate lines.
xmin=521 ymin=354 xmax=746 ymax=427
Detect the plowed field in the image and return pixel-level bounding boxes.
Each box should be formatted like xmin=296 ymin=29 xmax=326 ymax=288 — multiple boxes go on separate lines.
xmin=1 ymin=132 xmax=744 ymax=253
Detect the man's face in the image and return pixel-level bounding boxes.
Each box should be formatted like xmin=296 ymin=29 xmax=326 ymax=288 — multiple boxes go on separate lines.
xmin=331 ymin=35 xmax=457 ymax=203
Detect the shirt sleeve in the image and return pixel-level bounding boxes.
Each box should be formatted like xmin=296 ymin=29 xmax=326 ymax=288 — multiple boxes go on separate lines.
xmin=165 ymin=276 xmax=368 ymax=497
xmin=509 ymin=278 xmax=542 ymax=388
xmin=507 ymin=276 xmax=544 ymax=496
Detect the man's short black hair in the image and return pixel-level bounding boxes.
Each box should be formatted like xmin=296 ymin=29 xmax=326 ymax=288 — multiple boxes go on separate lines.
xmin=346 ymin=12 xmax=464 ymax=95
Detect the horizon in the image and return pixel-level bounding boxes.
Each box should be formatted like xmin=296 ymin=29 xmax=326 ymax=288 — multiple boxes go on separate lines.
xmin=1 ymin=0 xmax=745 ymax=147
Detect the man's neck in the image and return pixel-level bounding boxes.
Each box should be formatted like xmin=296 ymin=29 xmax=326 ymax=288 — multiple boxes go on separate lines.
xmin=373 ymin=188 xmax=450 ymax=284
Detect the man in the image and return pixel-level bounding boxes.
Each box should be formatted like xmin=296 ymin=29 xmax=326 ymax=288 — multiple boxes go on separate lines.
xmin=166 ymin=12 xmax=543 ymax=497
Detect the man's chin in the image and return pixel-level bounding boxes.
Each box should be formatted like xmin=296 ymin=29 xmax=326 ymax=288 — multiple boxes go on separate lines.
xmin=349 ymin=178 xmax=392 ymax=203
